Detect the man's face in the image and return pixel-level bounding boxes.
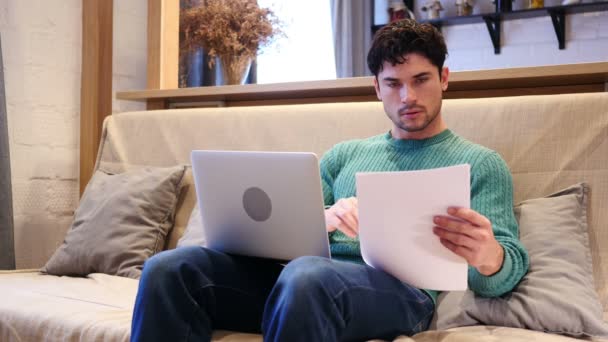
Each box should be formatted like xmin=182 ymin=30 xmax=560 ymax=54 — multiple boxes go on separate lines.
xmin=373 ymin=53 xmax=449 ymax=140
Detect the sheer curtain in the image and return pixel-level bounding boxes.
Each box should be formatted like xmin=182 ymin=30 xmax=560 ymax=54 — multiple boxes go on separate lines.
xmin=331 ymin=0 xmax=373 ymax=78
xmin=0 ymin=35 xmax=16 ymax=270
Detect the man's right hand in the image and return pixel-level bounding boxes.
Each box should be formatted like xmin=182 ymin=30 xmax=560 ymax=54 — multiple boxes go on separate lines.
xmin=325 ymin=197 xmax=359 ymax=238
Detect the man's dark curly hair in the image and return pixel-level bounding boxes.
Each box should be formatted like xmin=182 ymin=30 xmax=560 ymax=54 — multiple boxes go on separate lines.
xmin=367 ymin=19 xmax=448 ymax=78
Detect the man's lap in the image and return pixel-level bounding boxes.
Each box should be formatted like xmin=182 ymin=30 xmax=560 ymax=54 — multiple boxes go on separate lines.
xmin=146 ymin=247 xmax=434 ymax=337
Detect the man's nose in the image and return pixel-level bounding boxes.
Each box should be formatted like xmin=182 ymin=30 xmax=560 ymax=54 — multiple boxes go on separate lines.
xmin=400 ymin=85 xmax=416 ymax=104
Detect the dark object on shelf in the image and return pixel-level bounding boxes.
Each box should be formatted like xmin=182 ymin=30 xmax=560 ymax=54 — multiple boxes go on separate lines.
xmin=529 ymin=0 xmax=545 ymax=9
xmin=421 ymin=0 xmax=445 ymax=19
xmin=496 ymin=0 xmax=513 ymax=12
xmin=456 ymin=0 xmax=475 ymax=16
xmin=372 ymin=0 xmax=416 ymax=35
xmin=417 ymin=1 xmax=608 ymax=54
xmin=389 ymin=0 xmax=415 ymax=21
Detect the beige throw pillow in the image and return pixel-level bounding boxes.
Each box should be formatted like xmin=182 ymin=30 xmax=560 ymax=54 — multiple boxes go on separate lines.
xmin=435 ymin=183 xmax=608 ymax=337
xmin=42 ymin=165 xmax=186 ymax=279
xmin=177 ymin=203 xmax=206 ymax=248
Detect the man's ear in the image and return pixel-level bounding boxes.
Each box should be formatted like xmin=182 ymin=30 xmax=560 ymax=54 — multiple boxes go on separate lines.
xmin=373 ymin=77 xmax=382 ymax=100
xmin=440 ymin=67 xmax=449 ymax=92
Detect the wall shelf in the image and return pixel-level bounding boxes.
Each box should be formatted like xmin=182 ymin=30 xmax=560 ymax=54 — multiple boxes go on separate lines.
xmin=116 ymin=62 xmax=608 ymax=109
xmin=373 ymin=1 xmax=608 ymax=54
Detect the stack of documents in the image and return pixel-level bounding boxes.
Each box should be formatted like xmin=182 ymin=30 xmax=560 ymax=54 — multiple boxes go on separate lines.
xmin=356 ymin=164 xmax=470 ymax=291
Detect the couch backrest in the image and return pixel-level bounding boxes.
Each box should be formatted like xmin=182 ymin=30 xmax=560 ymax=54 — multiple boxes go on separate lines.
xmin=96 ymin=92 xmax=608 ymax=313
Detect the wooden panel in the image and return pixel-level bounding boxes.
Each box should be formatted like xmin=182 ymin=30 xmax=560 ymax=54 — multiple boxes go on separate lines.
xmin=121 ymin=77 xmax=374 ymax=102
xmin=147 ymin=0 xmax=179 ymax=89
xmin=224 ymin=95 xmax=380 ymax=107
xmin=147 ymin=99 xmax=168 ymax=110
xmin=117 ymin=62 xmax=608 ymax=108
xmin=443 ymin=84 xmax=605 ymax=99
xmin=163 ymin=95 xmax=380 ymax=109
xmin=80 ymin=0 xmax=113 ymax=194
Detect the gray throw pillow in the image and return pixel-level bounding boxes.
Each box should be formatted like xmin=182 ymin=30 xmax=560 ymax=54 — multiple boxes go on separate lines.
xmin=176 ymin=203 xmax=206 ymax=248
xmin=42 ymin=165 xmax=186 ymax=279
xmin=435 ymin=183 xmax=608 ymax=337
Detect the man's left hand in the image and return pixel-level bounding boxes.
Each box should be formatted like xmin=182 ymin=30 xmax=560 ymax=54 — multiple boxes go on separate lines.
xmin=433 ymin=207 xmax=504 ymax=276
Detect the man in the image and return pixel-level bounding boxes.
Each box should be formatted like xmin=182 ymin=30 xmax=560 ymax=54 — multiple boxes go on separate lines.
xmin=131 ymin=19 xmax=529 ymax=342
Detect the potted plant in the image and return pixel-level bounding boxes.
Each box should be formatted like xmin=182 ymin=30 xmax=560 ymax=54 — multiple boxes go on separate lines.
xmin=180 ymin=0 xmax=282 ymax=85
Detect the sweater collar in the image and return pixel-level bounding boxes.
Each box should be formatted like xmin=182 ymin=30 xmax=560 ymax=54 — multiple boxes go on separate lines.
xmin=384 ymin=129 xmax=454 ymax=150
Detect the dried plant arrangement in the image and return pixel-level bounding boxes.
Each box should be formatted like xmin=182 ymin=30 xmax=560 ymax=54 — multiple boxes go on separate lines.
xmin=180 ymin=0 xmax=283 ymax=68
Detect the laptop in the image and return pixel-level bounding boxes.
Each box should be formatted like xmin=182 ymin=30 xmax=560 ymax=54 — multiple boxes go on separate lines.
xmin=190 ymin=150 xmax=331 ymax=261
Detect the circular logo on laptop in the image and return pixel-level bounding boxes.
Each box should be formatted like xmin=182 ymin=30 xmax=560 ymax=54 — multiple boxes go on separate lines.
xmin=242 ymin=187 xmax=272 ymax=222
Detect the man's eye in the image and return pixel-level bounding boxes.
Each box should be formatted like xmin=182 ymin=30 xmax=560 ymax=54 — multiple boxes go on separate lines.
xmin=415 ymin=78 xmax=428 ymax=84
xmin=387 ymin=83 xmax=399 ymax=88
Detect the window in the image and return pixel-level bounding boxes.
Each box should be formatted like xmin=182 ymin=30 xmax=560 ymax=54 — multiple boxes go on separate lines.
xmin=256 ymin=0 xmax=337 ymax=84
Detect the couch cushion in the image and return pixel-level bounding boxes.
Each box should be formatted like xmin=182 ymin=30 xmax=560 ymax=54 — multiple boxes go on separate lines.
xmin=0 ymin=271 xmax=600 ymax=342
xmin=435 ymin=183 xmax=608 ymax=337
xmin=166 ymin=167 xmax=197 ymax=250
xmin=407 ymin=326 xmax=608 ymax=342
xmin=0 ymin=272 xmax=266 ymax=342
xmin=42 ymin=166 xmax=186 ymax=279
xmin=0 ymin=271 xmax=136 ymax=342
xmin=177 ymin=202 xmax=206 ymax=248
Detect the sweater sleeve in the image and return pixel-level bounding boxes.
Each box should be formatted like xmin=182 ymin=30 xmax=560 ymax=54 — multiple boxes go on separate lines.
xmin=467 ymin=152 xmax=530 ymax=297
xmin=319 ymin=145 xmax=340 ymax=207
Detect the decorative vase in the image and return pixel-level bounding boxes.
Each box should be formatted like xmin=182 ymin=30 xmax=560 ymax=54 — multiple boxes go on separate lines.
xmin=218 ymin=55 xmax=252 ymax=85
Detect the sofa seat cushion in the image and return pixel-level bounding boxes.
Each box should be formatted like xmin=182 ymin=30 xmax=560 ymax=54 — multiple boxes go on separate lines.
xmin=0 ymin=271 xmax=136 ymax=342
xmin=208 ymin=326 xmax=608 ymax=342
xmin=1 ymin=273 xmax=604 ymax=342
xmin=406 ymin=326 xmax=608 ymax=341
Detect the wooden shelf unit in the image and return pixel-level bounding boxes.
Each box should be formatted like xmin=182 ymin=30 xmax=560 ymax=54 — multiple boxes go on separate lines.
xmin=116 ymin=62 xmax=608 ymax=109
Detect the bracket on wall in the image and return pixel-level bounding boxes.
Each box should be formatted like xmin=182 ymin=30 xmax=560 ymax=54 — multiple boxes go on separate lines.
xmin=548 ymin=9 xmax=566 ymax=49
xmin=386 ymin=14 xmax=503 ymax=53
xmin=483 ymin=14 xmax=501 ymax=54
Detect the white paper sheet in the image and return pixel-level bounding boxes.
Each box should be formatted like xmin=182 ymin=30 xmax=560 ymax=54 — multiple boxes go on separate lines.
xmin=356 ymin=164 xmax=470 ymax=291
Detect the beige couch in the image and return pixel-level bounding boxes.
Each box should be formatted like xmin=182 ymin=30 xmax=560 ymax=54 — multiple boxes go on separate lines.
xmin=1 ymin=92 xmax=608 ymax=341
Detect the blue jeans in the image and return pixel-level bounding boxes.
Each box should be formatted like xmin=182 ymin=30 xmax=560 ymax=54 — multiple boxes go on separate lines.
xmin=131 ymin=246 xmax=434 ymax=342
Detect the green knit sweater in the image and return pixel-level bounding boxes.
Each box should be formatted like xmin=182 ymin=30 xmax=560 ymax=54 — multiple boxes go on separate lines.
xmin=320 ymin=129 xmax=529 ymax=304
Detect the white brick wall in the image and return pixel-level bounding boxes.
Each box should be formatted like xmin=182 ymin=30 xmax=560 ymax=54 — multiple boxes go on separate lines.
xmin=2 ymin=0 xmax=147 ymax=269
xmin=2 ymin=0 xmax=82 ymax=269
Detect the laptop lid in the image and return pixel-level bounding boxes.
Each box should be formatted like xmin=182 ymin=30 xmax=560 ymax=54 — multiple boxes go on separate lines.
xmin=191 ymin=150 xmax=331 ymax=261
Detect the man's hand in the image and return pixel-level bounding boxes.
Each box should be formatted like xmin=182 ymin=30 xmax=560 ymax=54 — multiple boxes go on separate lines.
xmin=433 ymin=207 xmax=504 ymax=276
xmin=325 ymin=197 xmax=359 ymax=238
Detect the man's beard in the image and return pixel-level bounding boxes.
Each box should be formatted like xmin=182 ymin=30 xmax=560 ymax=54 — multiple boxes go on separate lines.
xmin=392 ymin=107 xmax=439 ymax=133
